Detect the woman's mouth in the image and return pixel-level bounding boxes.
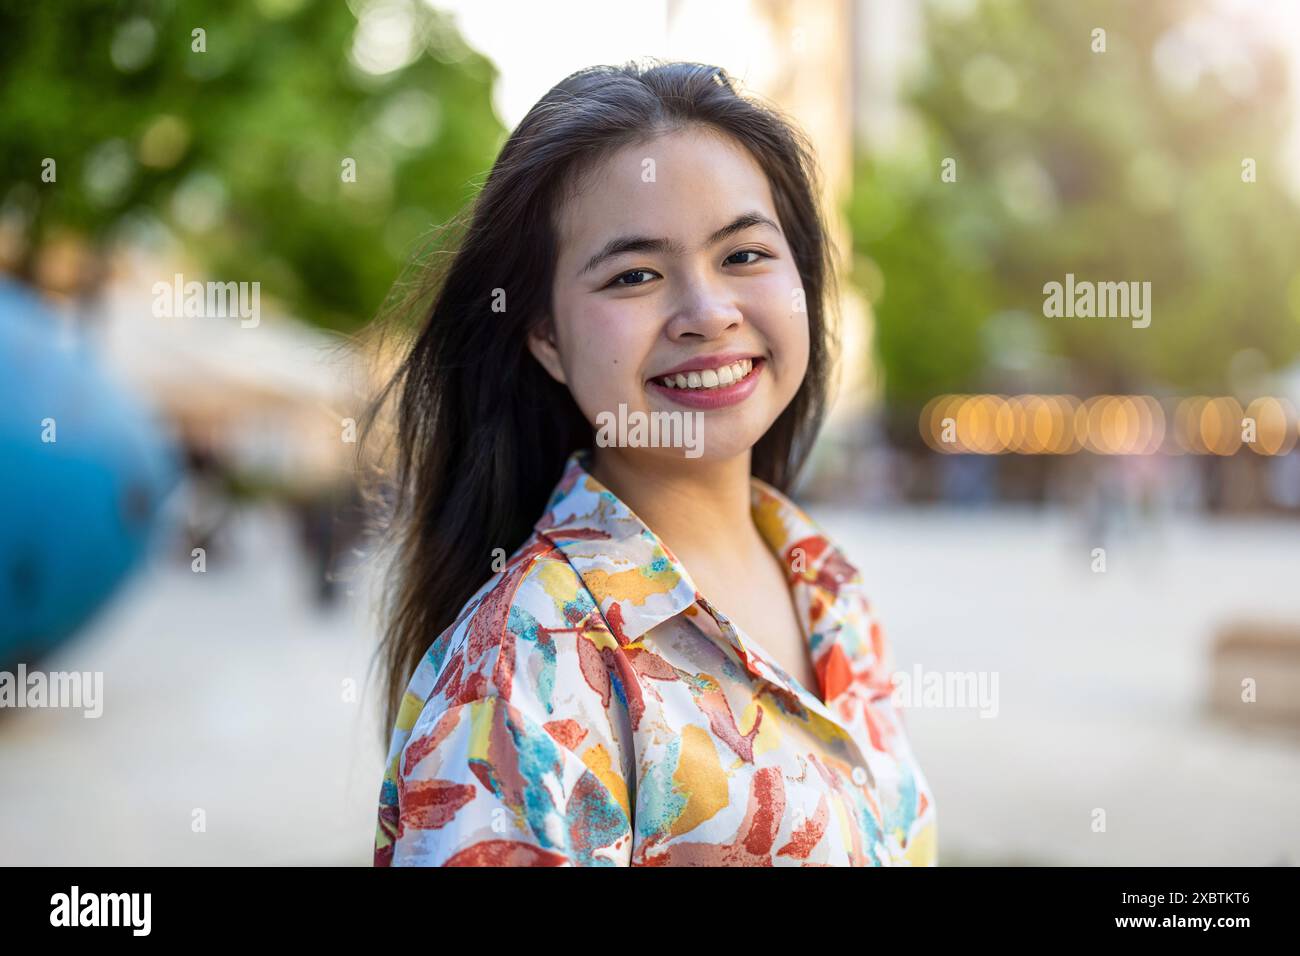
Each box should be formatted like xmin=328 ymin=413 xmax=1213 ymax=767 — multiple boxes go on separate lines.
xmin=653 ymin=358 xmax=754 ymax=391
xmin=645 ymin=357 xmax=765 ymax=410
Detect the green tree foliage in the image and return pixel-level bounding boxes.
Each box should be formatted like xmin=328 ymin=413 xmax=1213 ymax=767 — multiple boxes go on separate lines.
xmin=0 ymin=0 xmax=505 ymax=331
xmin=848 ymin=0 xmax=1300 ymax=433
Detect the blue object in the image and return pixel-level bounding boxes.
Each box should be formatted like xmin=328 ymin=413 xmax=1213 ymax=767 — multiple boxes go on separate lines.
xmin=0 ymin=278 xmax=179 ymax=667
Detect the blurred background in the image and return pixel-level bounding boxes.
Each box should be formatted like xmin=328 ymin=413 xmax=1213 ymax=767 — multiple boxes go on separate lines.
xmin=1 ymin=0 xmax=1298 ymax=865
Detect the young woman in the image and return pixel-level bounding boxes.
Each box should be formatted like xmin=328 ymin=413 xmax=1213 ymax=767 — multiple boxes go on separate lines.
xmin=368 ymin=60 xmax=937 ymax=866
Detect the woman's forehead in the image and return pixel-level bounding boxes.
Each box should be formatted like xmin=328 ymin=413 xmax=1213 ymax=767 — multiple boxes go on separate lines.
xmin=554 ymin=129 xmax=778 ymax=254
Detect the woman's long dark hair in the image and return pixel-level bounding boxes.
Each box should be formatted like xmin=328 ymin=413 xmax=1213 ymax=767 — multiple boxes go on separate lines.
xmin=363 ymin=60 xmax=840 ymax=737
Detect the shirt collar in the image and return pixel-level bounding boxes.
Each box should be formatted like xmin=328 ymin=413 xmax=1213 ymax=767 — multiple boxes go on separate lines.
xmin=533 ymin=448 xmax=867 ymax=707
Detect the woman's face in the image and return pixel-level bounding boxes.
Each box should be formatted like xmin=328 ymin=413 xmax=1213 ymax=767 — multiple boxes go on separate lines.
xmin=531 ymin=125 xmax=810 ymax=465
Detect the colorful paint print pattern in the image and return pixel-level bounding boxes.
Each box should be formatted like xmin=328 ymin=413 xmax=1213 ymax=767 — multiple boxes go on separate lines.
xmin=375 ymin=449 xmax=937 ymax=866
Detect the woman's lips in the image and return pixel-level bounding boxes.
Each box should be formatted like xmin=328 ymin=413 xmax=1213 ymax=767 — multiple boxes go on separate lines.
xmin=646 ymin=357 xmax=765 ymax=410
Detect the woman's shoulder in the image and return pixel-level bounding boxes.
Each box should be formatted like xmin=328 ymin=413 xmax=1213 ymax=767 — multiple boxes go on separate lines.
xmin=390 ymin=531 xmax=604 ymax=738
xmin=375 ymin=532 xmax=635 ymax=866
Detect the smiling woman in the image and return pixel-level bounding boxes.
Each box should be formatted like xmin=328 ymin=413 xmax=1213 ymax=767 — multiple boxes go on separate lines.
xmin=363 ymin=60 xmax=937 ymax=867
xmin=532 ymin=126 xmax=807 ymax=452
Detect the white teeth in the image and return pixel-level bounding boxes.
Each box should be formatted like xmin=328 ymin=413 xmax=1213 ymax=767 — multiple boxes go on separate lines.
xmin=655 ymin=359 xmax=756 ymax=391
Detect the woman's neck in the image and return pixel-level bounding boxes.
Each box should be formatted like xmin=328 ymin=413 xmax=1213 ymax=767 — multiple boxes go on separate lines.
xmin=586 ymin=447 xmax=762 ymax=564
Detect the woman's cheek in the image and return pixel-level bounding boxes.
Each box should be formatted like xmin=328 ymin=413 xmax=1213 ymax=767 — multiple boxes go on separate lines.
xmin=591 ymin=302 xmax=657 ymax=401
xmin=748 ymin=265 xmax=803 ymax=310
xmin=565 ymin=305 xmax=648 ymax=419
xmin=745 ymin=282 xmax=809 ymax=367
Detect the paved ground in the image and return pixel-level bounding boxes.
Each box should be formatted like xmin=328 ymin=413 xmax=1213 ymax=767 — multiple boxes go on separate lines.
xmin=820 ymin=503 xmax=1300 ymax=866
xmin=0 ymin=504 xmax=386 ymax=866
xmin=1 ymin=500 xmax=1296 ymax=865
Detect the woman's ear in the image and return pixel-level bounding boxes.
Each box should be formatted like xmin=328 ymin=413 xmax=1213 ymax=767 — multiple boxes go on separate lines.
xmin=527 ymin=319 xmax=568 ymax=385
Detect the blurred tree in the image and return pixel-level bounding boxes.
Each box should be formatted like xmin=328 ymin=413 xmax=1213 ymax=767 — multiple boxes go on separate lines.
xmin=0 ymin=0 xmax=504 ymax=331
xmin=848 ymin=0 xmax=1300 ymax=438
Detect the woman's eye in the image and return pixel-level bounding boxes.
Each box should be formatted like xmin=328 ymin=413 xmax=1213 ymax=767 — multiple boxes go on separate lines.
xmin=605 ymin=253 xmax=765 ymax=288
xmin=609 ymin=269 xmax=658 ymax=287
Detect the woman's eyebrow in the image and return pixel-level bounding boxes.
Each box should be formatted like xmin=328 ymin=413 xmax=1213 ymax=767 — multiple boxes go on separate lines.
xmin=578 ymin=211 xmax=781 ymax=277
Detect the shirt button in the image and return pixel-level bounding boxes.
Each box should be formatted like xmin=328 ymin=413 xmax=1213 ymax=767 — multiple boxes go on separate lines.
xmin=851 ymin=765 xmax=868 ymax=786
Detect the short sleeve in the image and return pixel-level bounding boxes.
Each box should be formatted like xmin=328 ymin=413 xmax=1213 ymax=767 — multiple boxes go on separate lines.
xmin=382 ymin=696 xmax=633 ymax=866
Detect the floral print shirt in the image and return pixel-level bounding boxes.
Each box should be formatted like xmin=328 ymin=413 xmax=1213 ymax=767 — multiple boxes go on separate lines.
xmin=374 ymin=449 xmax=938 ymax=866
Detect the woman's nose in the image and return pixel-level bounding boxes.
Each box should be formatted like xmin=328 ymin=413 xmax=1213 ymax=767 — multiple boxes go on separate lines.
xmin=665 ymin=277 xmax=744 ymax=339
